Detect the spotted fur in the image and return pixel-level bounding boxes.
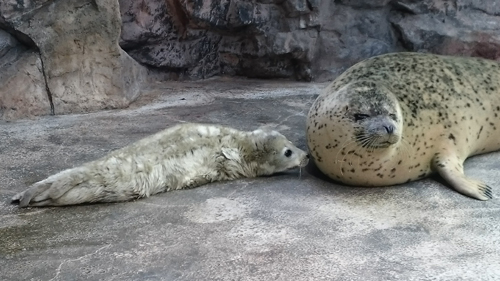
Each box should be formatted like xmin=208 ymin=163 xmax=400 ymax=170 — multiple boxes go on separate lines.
xmin=12 ymin=123 xmax=309 ymax=207
xmin=307 ymin=52 xmax=500 ymax=200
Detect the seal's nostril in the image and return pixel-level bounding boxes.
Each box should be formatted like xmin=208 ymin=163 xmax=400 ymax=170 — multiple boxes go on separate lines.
xmin=384 ymin=125 xmax=394 ymax=134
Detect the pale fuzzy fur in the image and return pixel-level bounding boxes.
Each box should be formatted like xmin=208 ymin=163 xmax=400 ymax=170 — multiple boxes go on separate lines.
xmin=12 ymin=123 xmax=309 ymax=207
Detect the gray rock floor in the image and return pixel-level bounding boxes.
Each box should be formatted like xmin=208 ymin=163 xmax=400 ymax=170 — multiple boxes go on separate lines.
xmin=1 ymin=78 xmax=499 ymax=281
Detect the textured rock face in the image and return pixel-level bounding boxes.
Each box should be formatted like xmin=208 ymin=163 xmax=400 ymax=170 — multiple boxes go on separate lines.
xmin=120 ymin=0 xmax=500 ymax=81
xmin=391 ymin=0 xmax=500 ymax=60
xmin=1 ymin=0 xmax=500 ymax=120
xmin=0 ymin=0 xmax=146 ymax=120
xmin=0 ymin=30 xmax=51 ymax=120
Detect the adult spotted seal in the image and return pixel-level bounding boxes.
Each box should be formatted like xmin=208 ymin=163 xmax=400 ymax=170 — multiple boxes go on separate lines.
xmin=12 ymin=123 xmax=309 ymax=207
xmin=307 ymin=52 xmax=500 ymax=200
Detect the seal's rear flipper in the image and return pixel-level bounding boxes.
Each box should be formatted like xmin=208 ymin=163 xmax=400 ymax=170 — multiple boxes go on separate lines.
xmin=11 ymin=192 xmax=22 ymax=203
xmin=11 ymin=182 xmax=53 ymax=207
xmin=12 ymin=167 xmax=92 ymax=207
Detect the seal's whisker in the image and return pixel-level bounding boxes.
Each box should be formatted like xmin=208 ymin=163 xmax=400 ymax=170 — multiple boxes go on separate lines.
xmin=365 ymin=137 xmax=376 ymax=153
xmin=399 ymin=137 xmax=412 ymax=160
xmin=360 ymin=138 xmax=373 ymax=150
xmin=399 ymin=137 xmax=413 ymax=173
xmin=338 ymin=147 xmax=352 ymax=174
xmin=352 ymin=144 xmax=366 ymax=167
xmin=371 ymin=136 xmax=382 ymax=152
xmin=356 ymin=134 xmax=374 ymax=149
xmin=336 ymin=139 xmax=358 ymax=173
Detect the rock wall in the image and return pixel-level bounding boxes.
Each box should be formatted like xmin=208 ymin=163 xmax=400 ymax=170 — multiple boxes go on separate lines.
xmin=0 ymin=29 xmax=51 ymax=120
xmin=119 ymin=0 xmax=500 ymax=82
xmin=0 ymin=0 xmax=147 ymax=120
xmin=1 ymin=0 xmax=500 ymax=119
xmin=391 ymin=1 xmax=500 ymax=59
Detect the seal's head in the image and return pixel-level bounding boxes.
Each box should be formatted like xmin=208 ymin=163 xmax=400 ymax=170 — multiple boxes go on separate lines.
xmin=333 ymin=80 xmax=403 ymax=150
xmin=245 ymin=129 xmax=309 ymax=176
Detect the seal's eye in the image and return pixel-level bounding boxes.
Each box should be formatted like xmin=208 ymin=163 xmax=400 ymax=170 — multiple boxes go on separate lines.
xmin=354 ymin=114 xmax=370 ymax=121
xmin=389 ymin=114 xmax=397 ymax=121
xmin=284 ymin=149 xmax=293 ymax=157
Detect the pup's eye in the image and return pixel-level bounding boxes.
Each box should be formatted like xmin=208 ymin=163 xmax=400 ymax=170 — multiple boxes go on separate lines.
xmin=284 ymin=149 xmax=293 ymax=157
xmin=389 ymin=114 xmax=397 ymax=120
xmin=354 ymin=114 xmax=370 ymax=121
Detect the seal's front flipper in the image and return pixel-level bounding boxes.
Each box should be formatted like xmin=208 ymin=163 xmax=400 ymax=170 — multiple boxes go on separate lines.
xmin=432 ymin=153 xmax=492 ymax=200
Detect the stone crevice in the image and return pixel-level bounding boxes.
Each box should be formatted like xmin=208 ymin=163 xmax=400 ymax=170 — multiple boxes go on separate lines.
xmin=38 ymin=52 xmax=55 ymax=115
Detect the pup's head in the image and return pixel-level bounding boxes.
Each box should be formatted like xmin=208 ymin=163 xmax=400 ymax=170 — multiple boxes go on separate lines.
xmin=247 ymin=129 xmax=309 ymax=176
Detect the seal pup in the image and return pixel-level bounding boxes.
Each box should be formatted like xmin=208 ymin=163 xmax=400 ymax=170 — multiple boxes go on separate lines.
xmin=307 ymin=52 xmax=500 ymax=200
xmin=12 ymin=123 xmax=309 ymax=207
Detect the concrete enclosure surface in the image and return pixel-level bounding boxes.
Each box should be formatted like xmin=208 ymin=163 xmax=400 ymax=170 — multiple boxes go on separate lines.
xmin=1 ymin=78 xmax=499 ymax=280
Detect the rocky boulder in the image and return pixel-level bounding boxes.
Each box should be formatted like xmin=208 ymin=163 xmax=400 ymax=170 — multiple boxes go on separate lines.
xmin=0 ymin=30 xmax=50 ymax=120
xmin=0 ymin=0 xmax=146 ymax=120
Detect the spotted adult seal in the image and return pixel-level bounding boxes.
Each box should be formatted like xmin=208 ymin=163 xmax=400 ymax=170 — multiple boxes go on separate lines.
xmin=307 ymin=52 xmax=500 ymax=200
xmin=12 ymin=123 xmax=309 ymax=207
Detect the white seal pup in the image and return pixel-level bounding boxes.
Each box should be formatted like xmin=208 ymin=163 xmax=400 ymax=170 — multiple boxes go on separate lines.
xmin=12 ymin=123 xmax=309 ymax=207
xmin=307 ymin=52 xmax=500 ymax=200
